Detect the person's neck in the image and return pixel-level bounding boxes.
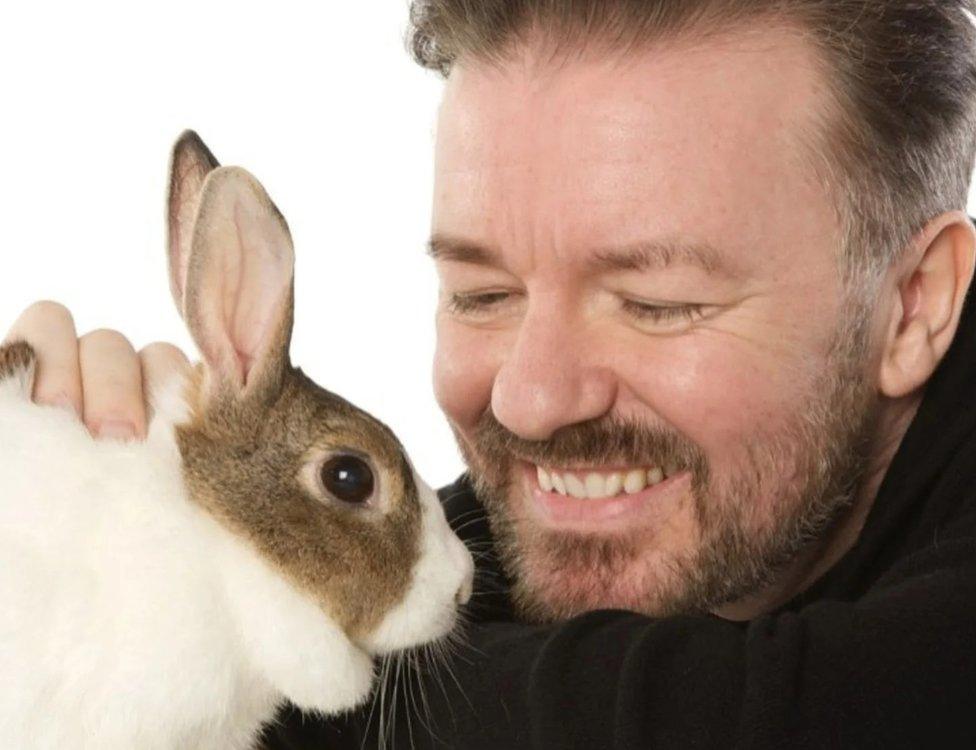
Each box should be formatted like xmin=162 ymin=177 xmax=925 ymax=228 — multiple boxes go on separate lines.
xmin=712 ymin=391 xmax=923 ymax=622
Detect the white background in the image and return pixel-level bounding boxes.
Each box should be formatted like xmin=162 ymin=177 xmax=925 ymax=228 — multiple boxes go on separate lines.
xmin=2 ymin=2 xmax=976 ymax=487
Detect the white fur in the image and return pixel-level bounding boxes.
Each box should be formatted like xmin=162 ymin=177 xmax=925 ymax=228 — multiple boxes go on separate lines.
xmin=363 ymin=472 xmax=474 ymax=653
xmin=0 ymin=367 xmax=382 ymax=749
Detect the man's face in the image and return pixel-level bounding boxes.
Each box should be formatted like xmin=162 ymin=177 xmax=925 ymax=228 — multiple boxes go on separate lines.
xmin=431 ymin=25 xmax=880 ymax=621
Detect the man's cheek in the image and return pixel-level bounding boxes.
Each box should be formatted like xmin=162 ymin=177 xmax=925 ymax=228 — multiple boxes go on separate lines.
xmin=627 ymin=339 xmax=810 ymax=449
xmin=432 ymin=320 xmax=502 ymax=431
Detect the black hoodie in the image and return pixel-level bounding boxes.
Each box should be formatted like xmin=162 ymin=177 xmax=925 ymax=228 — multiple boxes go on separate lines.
xmin=262 ymin=223 xmax=976 ymax=749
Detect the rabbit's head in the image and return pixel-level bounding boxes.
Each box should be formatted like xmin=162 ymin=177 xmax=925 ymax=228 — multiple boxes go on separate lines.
xmin=164 ymin=131 xmax=473 ymax=671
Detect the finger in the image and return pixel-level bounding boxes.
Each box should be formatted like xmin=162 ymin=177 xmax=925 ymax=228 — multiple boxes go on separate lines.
xmin=139 ymin=342 xmax=191 ymax=422
xmin=78 ymin=329 xmax=146 ymax=441
xmin=2 ymin=300 xmax=82 ymax=416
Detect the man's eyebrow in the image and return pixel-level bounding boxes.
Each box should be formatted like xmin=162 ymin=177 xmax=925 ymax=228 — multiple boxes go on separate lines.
xmin=426 ymin=235 xmax=503 ymax=267
xmin=589 ymin=239 xmax=742 ymax=278
xmin=427 ymin=234 xmax=743 ymax=278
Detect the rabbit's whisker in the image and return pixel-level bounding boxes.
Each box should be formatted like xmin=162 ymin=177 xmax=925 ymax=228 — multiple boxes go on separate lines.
xmin=452 ymin=517 xmax=491 ymax=536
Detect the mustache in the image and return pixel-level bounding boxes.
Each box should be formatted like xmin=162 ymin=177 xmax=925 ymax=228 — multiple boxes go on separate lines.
xmin=471 ymin=409 xmax=709 ymax=479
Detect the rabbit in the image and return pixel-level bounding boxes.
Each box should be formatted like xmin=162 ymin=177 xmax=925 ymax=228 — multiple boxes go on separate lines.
xmin=0 ymin=130 xmax=475 ymax=750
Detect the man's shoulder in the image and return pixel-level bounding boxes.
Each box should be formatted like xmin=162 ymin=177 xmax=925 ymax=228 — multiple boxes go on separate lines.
xmin=438 ymin=472 xmax=478 ymax=512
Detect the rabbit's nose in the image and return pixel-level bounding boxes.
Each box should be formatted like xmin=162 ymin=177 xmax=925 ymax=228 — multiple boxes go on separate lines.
xmin=455 ymin=576 xmax=473 ymax=606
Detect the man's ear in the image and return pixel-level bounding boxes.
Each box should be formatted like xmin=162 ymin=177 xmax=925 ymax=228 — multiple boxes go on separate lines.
xmin=878 ymin=210 xmax=976 ymax=399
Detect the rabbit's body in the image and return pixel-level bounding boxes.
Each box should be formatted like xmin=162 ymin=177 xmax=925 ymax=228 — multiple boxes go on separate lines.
xmin=0 ymin=131 xmax=474 ymax=749
xmin=0 ymin=353 xmax=367 ymax=749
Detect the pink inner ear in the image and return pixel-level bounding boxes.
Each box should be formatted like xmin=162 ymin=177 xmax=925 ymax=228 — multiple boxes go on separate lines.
xmin=227 ymin=201 xmax=292 ymax=386
xmin=188 ymin=170 xmax=294 ymax=393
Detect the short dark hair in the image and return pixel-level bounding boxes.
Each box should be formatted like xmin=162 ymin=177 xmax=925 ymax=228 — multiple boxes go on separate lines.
xmin=407 ymin=0 xmax=976 ymax=291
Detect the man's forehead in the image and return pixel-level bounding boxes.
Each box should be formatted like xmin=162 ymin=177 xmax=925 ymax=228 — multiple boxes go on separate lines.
xmin=435 ymin=23 xmax=825 ymax=172
xmin=431 ymin=22 xmax=838 ymax=276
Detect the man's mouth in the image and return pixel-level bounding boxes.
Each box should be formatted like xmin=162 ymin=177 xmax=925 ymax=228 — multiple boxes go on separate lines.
xmin=520 ymin=462 xmax=690 ymax=533
xmin=534 ymin=464 xmax=676 ymax=499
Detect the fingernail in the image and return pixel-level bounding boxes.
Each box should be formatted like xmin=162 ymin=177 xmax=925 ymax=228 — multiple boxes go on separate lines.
xmin=97 ymin=419 xmax=136 ymax=441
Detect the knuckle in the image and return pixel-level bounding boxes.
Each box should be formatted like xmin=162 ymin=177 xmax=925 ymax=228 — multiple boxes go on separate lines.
xmin=79 ymin=328 xmax=135 ymax=352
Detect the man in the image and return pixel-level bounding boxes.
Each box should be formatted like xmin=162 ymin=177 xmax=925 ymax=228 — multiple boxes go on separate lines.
xmin=6 ymin=1 xmax=976 ymax=747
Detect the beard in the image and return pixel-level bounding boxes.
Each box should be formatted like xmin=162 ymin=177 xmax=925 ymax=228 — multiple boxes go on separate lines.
xmin=454 ymin=301 xmax=881 ymax=623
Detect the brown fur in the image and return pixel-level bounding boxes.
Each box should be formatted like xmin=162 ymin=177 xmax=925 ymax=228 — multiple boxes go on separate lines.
xmin=0 ymin=340 xmax=35 ymax=382
xmin=175 ymin=362 xmax=422 ymax=640
xmin=165 ymin=132 xmax=423 ymax=641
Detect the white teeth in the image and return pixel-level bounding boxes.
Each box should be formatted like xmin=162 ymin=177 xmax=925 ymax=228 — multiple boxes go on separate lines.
xmin=551 ymin=472 xmax=567 ymax=495
xmin=584 ymin=472 xmax=608 ymax=499
xmin=564 ymin=474 xmax=587 ymax=499
xmin=537 ymin=466 xmax=662 ymax=498
xmin=537 ymin=465 xmax=553 ymax=492
xmin=623 ymin=469 xmax=647 ymax=494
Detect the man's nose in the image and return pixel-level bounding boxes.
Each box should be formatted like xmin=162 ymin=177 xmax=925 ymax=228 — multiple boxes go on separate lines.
xmin=490 ymin=310 xmax=617 ymax=441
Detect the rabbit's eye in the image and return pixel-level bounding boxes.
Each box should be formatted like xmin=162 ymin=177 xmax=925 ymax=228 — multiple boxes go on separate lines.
xmin=320 ymin=455 xmax=375 ymax=505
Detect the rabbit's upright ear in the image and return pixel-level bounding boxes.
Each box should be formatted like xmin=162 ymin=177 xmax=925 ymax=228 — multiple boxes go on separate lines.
xmin=167 ymin=130 xmax=220 ymax=315
xmin=183 ymin=166 xmax=295 ymax=402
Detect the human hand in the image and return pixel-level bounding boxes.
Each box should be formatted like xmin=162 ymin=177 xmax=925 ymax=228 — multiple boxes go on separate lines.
xmin=3 ymin=301 xmax=191 ymax=440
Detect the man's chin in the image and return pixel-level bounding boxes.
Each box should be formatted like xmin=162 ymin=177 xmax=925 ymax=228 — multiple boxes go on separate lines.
xmin=492 ymin=505 xmax=702 ymax=622
xmin=509 ymin=549 xmax=668 ymax=622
